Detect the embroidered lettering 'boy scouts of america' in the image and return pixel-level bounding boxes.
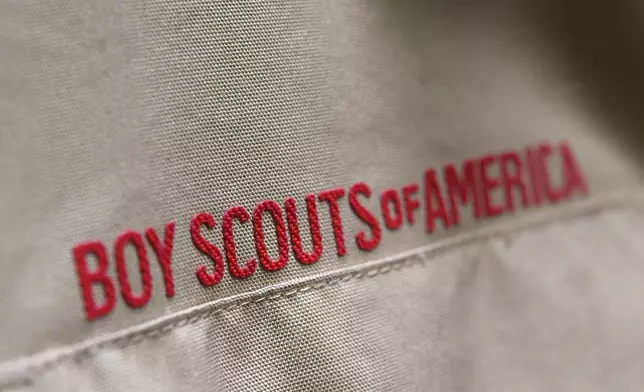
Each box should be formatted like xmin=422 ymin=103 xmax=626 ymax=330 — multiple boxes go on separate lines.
xmin=72 ymin=141 xmax=588 ymax=321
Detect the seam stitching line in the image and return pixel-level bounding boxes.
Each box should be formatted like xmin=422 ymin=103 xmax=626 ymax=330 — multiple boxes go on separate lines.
xmin=1 ymin=189 xmax=644 ymax=389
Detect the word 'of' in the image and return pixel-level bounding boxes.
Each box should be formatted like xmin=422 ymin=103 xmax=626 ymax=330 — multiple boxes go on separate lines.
xmin=73 ymin=141 xmax=588 ymax=321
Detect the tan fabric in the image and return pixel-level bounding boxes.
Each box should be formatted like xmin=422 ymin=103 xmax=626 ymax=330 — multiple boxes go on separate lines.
xmin=5 ymin=197 xmax=644 ymax=392
xmin=1 ymin=0 xmax=643 ymax=390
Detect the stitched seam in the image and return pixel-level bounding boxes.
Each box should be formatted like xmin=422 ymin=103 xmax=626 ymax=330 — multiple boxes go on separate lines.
xmin=2 ymin=189 xmax=644 ymax=389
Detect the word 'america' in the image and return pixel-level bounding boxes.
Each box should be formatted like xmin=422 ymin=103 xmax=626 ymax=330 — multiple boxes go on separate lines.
xmin=73 ymin=141 xmax=588 ymax=321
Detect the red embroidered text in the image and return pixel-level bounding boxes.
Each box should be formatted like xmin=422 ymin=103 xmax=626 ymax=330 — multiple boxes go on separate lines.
xmin=72 ymin=141 xmax=588 ymax=321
